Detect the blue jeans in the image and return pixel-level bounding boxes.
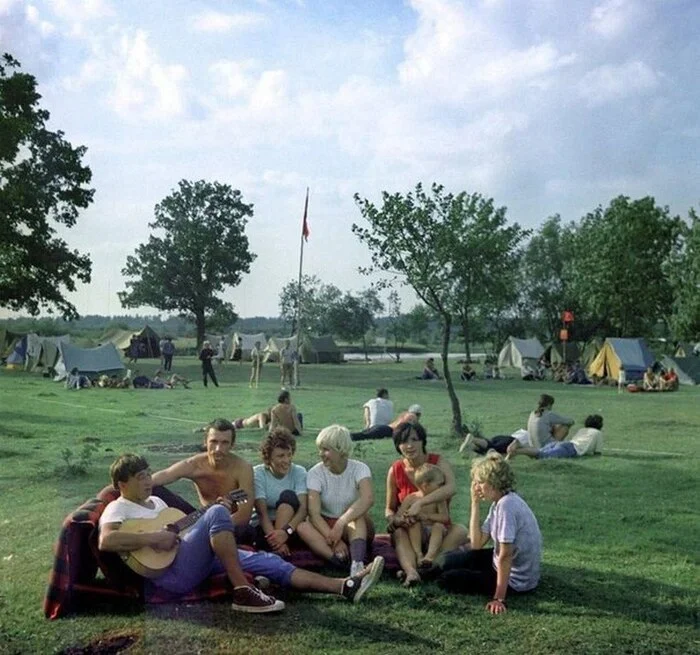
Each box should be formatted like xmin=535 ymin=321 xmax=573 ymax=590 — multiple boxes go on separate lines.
xmin=149 ymin=505 xmax=296 ymax=596
xmin=537 ymin=441 xmax=577 ymax=459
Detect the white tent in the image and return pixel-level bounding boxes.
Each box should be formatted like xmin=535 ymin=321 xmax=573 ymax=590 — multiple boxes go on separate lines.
xmin=26 ymin=334 xmax=71 ymax=371
xmin=54 ymin=342 xmax=125 ymax=381
xmin=498 ymin=337 xmax=545 ymax=369
xmin=230 ymin=332 xmax=266 ymax=361
xmin=263 ymin=335 xmax=298 ymax=363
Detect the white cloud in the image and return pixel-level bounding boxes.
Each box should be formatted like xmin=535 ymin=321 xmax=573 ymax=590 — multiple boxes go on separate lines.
xmin=0 ymin=0 xmax=19 ymax=15
xmin=107 ymin=29 xmax=189 ymax=119
xmin=578 ymin=60 xmax=659 ymax=107
xmin=192 ymin=9 xmax=266 ymax=33
xmin=47 ymin=0 xmax=113 ymax=21
xmin=590 ymin=0 xmax=646 ymax=39
xmin=26 ymin=4 xmax=55 ymax=36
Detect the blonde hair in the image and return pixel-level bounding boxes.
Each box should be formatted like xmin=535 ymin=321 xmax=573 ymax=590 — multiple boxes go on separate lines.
xmin=414 ymin=463 xmax=445 ymax=488
xmin=471 ymin=452 xmax=516 ymax=494
xmin=316 ymin=424 xmax=353 ymax=457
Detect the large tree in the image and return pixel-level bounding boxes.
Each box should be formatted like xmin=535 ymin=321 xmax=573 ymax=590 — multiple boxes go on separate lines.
xmin=119 ymin=179 xmax=256 ymax=346
xmin=278 ymin=274 xmax=342 ymax=335
xmin=0 ymin=54 xmax=94 ymax=318
xmin=667 ymin=208 xmax=700 ymax=340
xmin=327 ymin=288 xmax=384 ymax=360
xmin=567 ymin=196 xmax=682 ymax=337
xmin=355 ymin=183 xmax=519 ymax=436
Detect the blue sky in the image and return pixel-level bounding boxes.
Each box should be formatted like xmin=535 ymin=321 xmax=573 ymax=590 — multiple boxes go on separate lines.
xmin=1 ymin=0 xmax=699 ymax=318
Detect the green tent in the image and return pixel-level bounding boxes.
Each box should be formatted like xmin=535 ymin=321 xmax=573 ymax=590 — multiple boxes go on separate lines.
xmin=300 ymin=335 xmax=343 ymax=364
xmin=661 ymin=355 xmax=700 ymax=385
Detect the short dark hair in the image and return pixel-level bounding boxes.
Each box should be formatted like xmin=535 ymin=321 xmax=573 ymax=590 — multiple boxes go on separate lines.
xmin=110 ymin=453 xmax=149 ymax=489
xmin=278 ymin=389 xmax=291 ymax=404
xmin=584 ymin=414 xmax=604 ymax=430
xmin=260 ymin=427 xmax=297 ymax=466
xmin=393 ymin=422 xmax=427 ymax=455
xmin=377 ymin=388 xmax=389 ymax=399
xmin=205 ymin=418 xmax=236 ymax=444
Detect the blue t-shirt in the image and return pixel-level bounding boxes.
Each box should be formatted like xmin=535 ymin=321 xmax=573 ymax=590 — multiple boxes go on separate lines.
xmin=252 ymin=463 xmax=307 ymax=524
xmin=482 ymin=492 xmax=542 ymax=591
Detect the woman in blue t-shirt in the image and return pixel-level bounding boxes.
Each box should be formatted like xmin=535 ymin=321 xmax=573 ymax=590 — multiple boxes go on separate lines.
xmin=252 ymin=428 xmax=308 ymax=556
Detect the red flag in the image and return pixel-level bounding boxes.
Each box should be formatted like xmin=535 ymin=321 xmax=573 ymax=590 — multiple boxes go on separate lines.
xmin=301 ymin=188 xmax=310 ymax=241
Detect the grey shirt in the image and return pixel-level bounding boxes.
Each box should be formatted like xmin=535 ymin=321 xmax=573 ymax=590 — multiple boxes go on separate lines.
xmin=482 ymin=492 xmax=542 ymax=592
xmin=527 ymin=409 xmax=574 ymax=449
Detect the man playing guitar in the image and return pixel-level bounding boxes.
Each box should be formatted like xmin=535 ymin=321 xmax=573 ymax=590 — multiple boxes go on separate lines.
xmin=99 ymin=454 xmax=384 ymax=613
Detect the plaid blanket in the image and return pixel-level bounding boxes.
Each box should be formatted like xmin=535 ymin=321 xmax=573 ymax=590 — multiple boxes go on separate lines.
xmin=44 ymin=486 xmax=399 ymax=619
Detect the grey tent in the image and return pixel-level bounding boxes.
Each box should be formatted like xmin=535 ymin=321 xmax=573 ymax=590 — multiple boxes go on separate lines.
xmin=497 ymin=337 xmax=544 ymax=369
xmin=541 ymin=342 xmax=581 ymax=366
xmin=300 ymin=335 xmax=343 ymax=364
xmin=581 ymin=338 xmax=603 ymax=368
xmin=54 ymin=342 xmax=125 ymax=381
xmin=661 ymin=355 xmax=700 ymax=385
xmin=26 ymin=334 xmax=71 ymax=371
xmin=674 ymin=342 xmax=698 ymax=358
xmin=263 ymin=335 xmax=298 ymax=363
xmin=106 ymin=326 xmax=161 ymax=358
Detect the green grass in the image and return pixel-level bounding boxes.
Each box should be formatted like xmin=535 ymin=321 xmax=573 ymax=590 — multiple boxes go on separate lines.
xmin=0 ymin=358 xmax=698 ymax=654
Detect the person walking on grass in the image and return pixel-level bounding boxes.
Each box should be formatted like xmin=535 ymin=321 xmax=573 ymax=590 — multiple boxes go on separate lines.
xmin=199 ymin=340 xmax=219 ymax=388
xmin=432 ymin=452 xmax=542 ymax=614
xmin=99 ymin=454 xmax=384 ymax=614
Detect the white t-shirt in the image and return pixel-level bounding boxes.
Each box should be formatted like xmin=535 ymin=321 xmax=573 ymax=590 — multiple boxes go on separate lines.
xmin=306 ymin=459 xmax=371 ymax=518
xmin=511 ymin=429 xmax=531 ymax=447
xmin=364 ymin=397 xmax=394 ymax=427
xmin=99 ymin=495 xmax=168 ymax=527
xmin=569 ymin=428 xmax=604 ymax=456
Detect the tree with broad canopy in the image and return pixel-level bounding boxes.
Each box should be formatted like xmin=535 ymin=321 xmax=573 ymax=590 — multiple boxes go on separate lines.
xmin=119 ymin=179 xmax=256 ymax=347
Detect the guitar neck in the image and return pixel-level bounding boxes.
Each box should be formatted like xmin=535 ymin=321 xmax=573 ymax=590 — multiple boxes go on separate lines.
xmin=169 ymin=491 xmax=247 ymax=534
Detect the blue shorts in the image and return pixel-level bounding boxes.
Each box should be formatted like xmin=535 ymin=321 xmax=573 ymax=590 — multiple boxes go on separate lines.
xmin=537 ymin=441 xmax=577 ymax=459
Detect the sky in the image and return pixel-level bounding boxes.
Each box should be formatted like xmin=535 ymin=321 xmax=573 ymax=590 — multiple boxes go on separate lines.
xmin=2 ymin=0 xmax=699 ymax=319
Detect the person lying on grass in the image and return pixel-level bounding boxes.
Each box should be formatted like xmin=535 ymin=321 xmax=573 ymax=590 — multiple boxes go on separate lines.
xmin=432 ymin=452 xmax=542 ymax=614
xmin=506 ymin=415 xmax=604 ymax=460
xmin=297 ymin=425 xmax=375 ymax=577
xmin=351 ymin=402 xmax=423 ymax=442
xmin=152 ymin=419 xmax=256 ymax=545
xmin=252 ymin=428 xmax=308 ymax=557
xmin=385 ymin=423 xmax=468 ymax=587
xmin=193 ymin=409 xmax=271 ymax=435
xmin=98 ymin=454 xmax=384 ymax=614
xmin=395 ymin=463 xmax=450 ymax=571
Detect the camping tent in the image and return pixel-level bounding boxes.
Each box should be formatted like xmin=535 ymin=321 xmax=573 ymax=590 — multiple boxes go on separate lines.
xmin=674 ymin=342 xmax=698 ymax=358
xmin=0 ymin=328 xmax=24 ymax=359
xmin=541 ymin=342 xmax=581 ymax=367
xmin=263 ymin=335 xmax=298 ymax=363
xmin=5 ymin=334 xmax=28 ymax=367
xmin=581 ymin=338 xmax=604 ymax=368
xmin=105 ymin=326 xmax=161 ymax=358
xmin=300 ymin=335 xmax=343 ymax=364
xmin=661 ymin=355 xmax=700 ymax=385
xmin=497 ymin=337 xmax=544 ymax=369
xmin=230 ymin=333 xmax=266 ymax=361
xmin=25 ymin=334 xmax=71 ymax=371
xmin=587 ymin=337 xmax=655 ymax=381
xmin=54 ymin=342 xmax=125 ymax=381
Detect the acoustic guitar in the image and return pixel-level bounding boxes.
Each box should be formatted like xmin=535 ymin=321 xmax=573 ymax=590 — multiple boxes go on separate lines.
xmin=119 ymin=489 xmax=248 ymax=578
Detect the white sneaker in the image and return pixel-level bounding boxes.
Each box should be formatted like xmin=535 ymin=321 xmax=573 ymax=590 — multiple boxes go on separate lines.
xmin=459 ymin=433 xmax=474 ymax=454
xmin=350 ymin=561 xmax=364 ymax=577
xmin=353 ymin=556 xmax=384 ymax=604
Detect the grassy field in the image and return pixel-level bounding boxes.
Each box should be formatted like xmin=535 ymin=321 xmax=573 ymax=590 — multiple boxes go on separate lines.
xmin=0 ymin=357 xmax=698 ymax=654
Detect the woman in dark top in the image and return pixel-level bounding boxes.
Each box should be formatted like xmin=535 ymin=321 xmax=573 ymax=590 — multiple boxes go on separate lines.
xmin=199 ymin=340 xmax=219 ymax=388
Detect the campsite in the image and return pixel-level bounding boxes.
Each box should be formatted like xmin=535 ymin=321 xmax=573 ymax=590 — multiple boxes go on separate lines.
xmin=0 ymin=352 xmax=698 ymax=654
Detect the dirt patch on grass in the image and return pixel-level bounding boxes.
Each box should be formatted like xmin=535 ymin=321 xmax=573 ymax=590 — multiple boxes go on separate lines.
xmin=59 ymin=632 xmax=139 ymax=654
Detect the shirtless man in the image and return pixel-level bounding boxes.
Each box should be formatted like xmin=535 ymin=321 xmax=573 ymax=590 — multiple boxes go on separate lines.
xmin=152 ymin=418 xmax=256 ymax=544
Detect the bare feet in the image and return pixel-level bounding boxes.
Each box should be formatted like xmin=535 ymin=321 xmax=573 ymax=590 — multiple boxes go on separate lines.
xmin=397 ymin=569 xmax=421 ymax=587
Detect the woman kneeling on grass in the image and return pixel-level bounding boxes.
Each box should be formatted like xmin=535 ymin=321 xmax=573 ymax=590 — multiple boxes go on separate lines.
xmin=385 ymin=423 xmax=468 ymax=587
xmin=434 ymin=452 xmax=542 ymax=614
xmin=297 ymin=425 xmax=375 ymax=577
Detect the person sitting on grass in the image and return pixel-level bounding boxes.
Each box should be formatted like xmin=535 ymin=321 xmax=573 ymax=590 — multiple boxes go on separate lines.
xmin=351 ymin=403 xmax=423 ymax=442
xmin=385 ymin=423 xmax=468 ymax=587
xmin=152 ymin=419 xmax=256 ymax=545
xmin=98 ymin=454 xmax=384 ymax=614
xmin=297 ymin=425 xmax=375 ymax=577
xmin=460 ymin=362 xmax=476 ymax=381
xmin=395 ymin=463 xmax=450 ymax=571
xmin=349 ymin=388 xmax=394 ymax=441
xmin=506 ymin=415 xmax=604 ymax=460
xmin=433 ymin=452 xmax=542 ymax=614
xmin=269 ymin=389 xmax=303 ymax=436
xmin=65 ymin=367 xmax=92 ymax=390
xmin=643 ymin=367 xmax=659 ymax=391
xmin=659 ymin=368 xmax=679 ymax=392
xmin=418 ymin=357 xmax=440 ymax=380
xmin=512 ymin=394 xmax=574 ymax=455
xmin=252 ymin=428 xmax=308 ymax=557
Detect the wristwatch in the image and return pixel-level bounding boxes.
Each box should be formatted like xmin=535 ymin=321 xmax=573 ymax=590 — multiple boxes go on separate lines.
xmin=283 ymin=524 xmax=294 ymax=536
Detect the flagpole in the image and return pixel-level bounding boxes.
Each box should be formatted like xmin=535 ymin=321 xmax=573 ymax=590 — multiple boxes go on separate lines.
xmin=293 ymin=187 xmax=309 ymax=388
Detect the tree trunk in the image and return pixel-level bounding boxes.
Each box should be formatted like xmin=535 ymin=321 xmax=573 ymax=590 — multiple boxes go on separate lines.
xmin=362 ymin=334 xmax=369 ymax=362
xmin=440 ymin=313 xmax=464 ymax=437
xmin=195 ymin=310 xmax=206 ymax=350
xmin=461 ymin=314 xmax=472 ymax=361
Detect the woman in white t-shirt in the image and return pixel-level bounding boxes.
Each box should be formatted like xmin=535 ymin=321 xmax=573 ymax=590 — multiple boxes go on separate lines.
xmin=297 ymin=425 xmax=374 ymax=577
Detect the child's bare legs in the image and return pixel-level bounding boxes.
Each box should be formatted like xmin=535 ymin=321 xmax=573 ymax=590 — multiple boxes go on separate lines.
xmin=407 ymin=522 xmax=423 ymax=561
xmin=420 ymin=523 xmax=446 ymax=565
